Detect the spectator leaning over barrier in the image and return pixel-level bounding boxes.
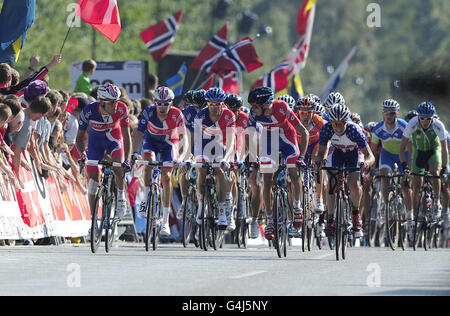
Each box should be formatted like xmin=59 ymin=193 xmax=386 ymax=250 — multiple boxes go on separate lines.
xmin=11 ymin=96 xmax=51 ymax=189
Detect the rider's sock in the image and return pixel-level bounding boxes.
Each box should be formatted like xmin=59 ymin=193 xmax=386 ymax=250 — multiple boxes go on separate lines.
xmin=162 ymin=206 xmax=171 ymax=223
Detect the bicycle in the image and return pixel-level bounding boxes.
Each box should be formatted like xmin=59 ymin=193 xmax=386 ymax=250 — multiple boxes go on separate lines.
xmin=321 ymin=165 xmax=362 ymax=261
xmin=375 ymin=165 xmax=409 ymax=251
xmin=234 ymin=161 xmax=251 ymax=249
xmin=191 ymin=162 xmax=232 ymax=251
xmin=180 ymin=163 xmax=199 ymax=248
xmin=409 ymin=171 xmax=442 ymax=251
xmin=86 ymin=160 xmax=123 ymax=254
xmin=134 ymin=160 xmax=172 ymax=252
xmin=367 ymin=174 xmax=386 ymax=248
xmin=301 ymin=157 xmax=318 ymax=252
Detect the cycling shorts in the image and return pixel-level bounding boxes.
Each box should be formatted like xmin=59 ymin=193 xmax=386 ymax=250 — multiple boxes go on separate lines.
xmin=379 ymin=148 xmax=409 ymax=173
xmin=86 ymin=129 xmax=124 ymax=173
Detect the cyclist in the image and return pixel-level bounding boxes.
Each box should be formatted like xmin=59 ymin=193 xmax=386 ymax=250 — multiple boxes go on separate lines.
xmin=371 ymin=99 xmax=412 ymax=222
xmin=247 ymin=86 xmax=309 ymax=240
xmin=193 ymin=87 xmax=236 ymax=230
xmin=399 ymin=102 xmax=448 ymax=222
xmin=176 ymin=89 xmax=208 ymax=220
xmin=180 ymin=90 xmax=195 ymax=110
xmin=76 ymin=83 xmax=131 ymax=220
xmin=134 ymin=86 xmax=189 ymax=236
xmin=323 ymin=92 xmax=345 ymax=122
xmin=315 ymin=103 xmax=375 ymax=237
xmin=296 ymin=96 xmax=326 ymax=214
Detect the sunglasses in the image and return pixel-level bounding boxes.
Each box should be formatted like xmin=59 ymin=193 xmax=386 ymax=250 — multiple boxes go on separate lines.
xmin=419 ymin=116 xmax=432 ymax=121
xmin=207 ymin=101 xmax=223 ymax=107
xmin=384 ymin=111 xmax=397 ymax=116
xmin=298 ymin=110 xmax=313 ymax=115
xmin=332 ymin=121 xmax=347 ymax=128
xmin=156 ymin=101 xmax=171 ymax=107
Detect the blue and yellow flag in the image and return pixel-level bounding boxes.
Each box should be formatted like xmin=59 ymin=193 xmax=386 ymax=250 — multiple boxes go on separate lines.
xmin=0 ymin=0 xmax=36 ymax=63
xmin=166 ymin=63 xmax=187 ymax=97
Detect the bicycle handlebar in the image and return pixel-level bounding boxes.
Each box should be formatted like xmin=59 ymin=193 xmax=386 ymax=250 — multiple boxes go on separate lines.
xmin=86 ymin=160 xmax=123 ymax=168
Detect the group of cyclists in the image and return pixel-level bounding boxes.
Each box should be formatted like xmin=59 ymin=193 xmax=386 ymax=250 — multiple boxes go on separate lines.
xmin=77 ymin=82 xmax=449 ymax=250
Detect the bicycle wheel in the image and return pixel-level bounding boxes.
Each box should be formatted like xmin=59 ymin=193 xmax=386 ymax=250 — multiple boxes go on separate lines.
xmin=273 ymin=190 xmax=286 ymax=258
xmin=105 ymin=186 xmax=117 ymax=253
xmin=91 ymin=187 xmax=105 ymax=254
xmin=335 ymin=191 xmax=343 ymax=261
xmin=152 ymin=186 xmax=162 ymax=251
xmin=398 ymin=203 xmax=408 ymax=251
xmin=144 ymin=186 xmax=157 ymax=252
xmin=341 ymin=193 xmax=350 ymax=260
xmin=301 ymin=188 xmax=308 ymax=252
xmin=368 ymin=193 xmax=380 ymax=247
xmin=182 ymin=189 xmax=196 ymax=248
xmin=199 ymin=191 xmax=209 ymax=251
xmin=241 ymin=197 xmax=250 ymax=249
xmin=386 ymin=193 xmax=399 ymax=251
xmin=413 ymin=199 xmax=425 ymax=251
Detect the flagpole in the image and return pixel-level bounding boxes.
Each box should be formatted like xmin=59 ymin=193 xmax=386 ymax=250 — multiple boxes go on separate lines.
xmin=189 ymin=70 xmax=203 ymax=90
xmin=59 ymin=24 xmax=73 ymax=54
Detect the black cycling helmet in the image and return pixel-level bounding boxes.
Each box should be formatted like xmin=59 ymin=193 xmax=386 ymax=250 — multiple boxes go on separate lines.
xmin=193 ymin=89 xmax=207 ymax=109
xmin=248 ymin=86 xmax=274 ymax=105
xmin=225 ymin=94 xmax=243 ymax=111
xmin=404 ymin=110 xmax=418 ymax=122
xmin=183 ymin=90 xmax=195 ymax=104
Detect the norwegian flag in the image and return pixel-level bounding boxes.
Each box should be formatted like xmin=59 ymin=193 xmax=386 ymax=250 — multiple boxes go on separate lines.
xmin=76 ymin=0 xmax=121 ymax=43
xmin=251 ymin=59 xmax=291 ymax=92
xmin=290 ymin=0 xmax=316 ymax=73
xmin=210 ymin=37 xmax=262 ymax=75
xmin=140 ymin=9 xmax=183 ymax=61
xmin=190 ymin=24 xmax=228 ymax=73
xmin=219 ymin=71 xmax=240 ymax=94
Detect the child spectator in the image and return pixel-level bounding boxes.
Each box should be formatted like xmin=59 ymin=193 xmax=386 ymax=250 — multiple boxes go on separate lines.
xmin=74 ymin=59 xmax=97 ymax=95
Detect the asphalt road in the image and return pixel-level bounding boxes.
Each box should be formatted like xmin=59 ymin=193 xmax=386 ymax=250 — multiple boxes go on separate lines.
xmin=1 ymin=242 xmax=449 ymax=296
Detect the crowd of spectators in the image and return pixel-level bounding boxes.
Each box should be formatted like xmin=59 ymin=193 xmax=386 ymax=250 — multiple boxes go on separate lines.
xmin=0 ymin=56 xmax=157 ymax=206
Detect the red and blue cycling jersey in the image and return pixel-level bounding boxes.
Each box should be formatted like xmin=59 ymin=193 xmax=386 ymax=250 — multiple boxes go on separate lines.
xmin=79 ymin=101 xmax=129 ymax=171
xmin=193 ymin=107 xmax=236 ymax=162
xmin=249 ymin=100 xmax=301 ymax=164
xmin=138 ymin=105 xmax=186 ymax=164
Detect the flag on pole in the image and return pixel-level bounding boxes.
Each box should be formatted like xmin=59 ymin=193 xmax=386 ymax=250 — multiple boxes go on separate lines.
xmin=210 ymin=37 xmax=262 ymax=75
xmin=0 ymin=0 xmax=36 ymax=63
xmin=290 ymin=0 xmax=317 ymax=73
xmin=251 ymin=59 xmax=291 ymax=92
xmin=290 ymin=73 xmax=304 ymax=100
xmin=140 ymin=9 xmax=184 ymax=61
xmin=165 ymin=63 xmax=187 ymax=97
xmin=219 ymin=71 xmax=240 ymax=94
xmin=190 ymin=24 xmax=228 ymax=73
xmin=321 ymin=46 xmax=357 ymax=101
xmin=76 ymin=0 xmax=122 ymax=43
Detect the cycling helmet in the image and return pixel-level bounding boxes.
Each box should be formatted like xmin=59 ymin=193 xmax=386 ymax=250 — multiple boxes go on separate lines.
xmin=248 ymin=86 xmax=274 ymax=105
xmin=225 ymin=93 xmax=243 ymax=111
xmin=404 ymin=110 xmax=418 ymax=122
xmin=205 ymin=87 xmax=227 ymax=102
xmin=277 ymin=95 xmax=296 ymax=109
xmin=183 ymin=90 xmax=196 ymax=104
xmin=351 ymin=112 xmax=361 ymax=123
xmin=97 ymin=83 xmax=121 ymax=101
xmin=297 ymin=96 xmax=316 ymax=112
xmin=364 ymin=122 xmax=376 ymax=133
xmin=417 ymin=101 xmax=436 ymax=117
xmin=324 ymin=92 xmax=345 ymax=109
xmin=315 ymin=103 xmax=325 ymax=117
xmin=382 ymin=99 xmax=400 ymax=113
xmin=328 ymin=103 xmax=351 ymax=122
xmin=154 ymin=86 xmax=175 ymax=102
xmin=193 ymin=89 xmax=207 ymax=109
xmin=305 ymin=93 xmax=321 ymax=106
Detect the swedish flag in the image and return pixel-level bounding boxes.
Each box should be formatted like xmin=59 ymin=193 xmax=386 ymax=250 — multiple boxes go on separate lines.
xmin=0 ymin=0 xmax=36 ymax=63
xmin=166 ymin=63 xmax=187 ymax=97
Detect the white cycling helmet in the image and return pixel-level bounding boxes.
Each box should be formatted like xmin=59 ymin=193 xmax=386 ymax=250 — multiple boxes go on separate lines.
xmin=328 ymin=103 xmax=351 ymax=122
xmin=382 ymin=99 xmax=400 ymax=113
xmin=154 ymin=86 xmax=175 ymax=102
xmin=277 ymin=95 xmax=296 ymax=109
xmin=97 ymin=83 xmax=121 ymax=101
xmin=324 ymin=92 xmax=345 ymax=110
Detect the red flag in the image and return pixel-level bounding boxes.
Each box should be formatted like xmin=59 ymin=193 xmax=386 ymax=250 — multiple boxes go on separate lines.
xmin=198 ymin=73 xmax=215 ymax=90
xmin=220 ymin=71 xmax=240 ymax=94
xmin=190 ymin=24 xmax=228 ymax=72
xmin=251 ymin=60 xmax=290 ymax=92
xmin=76 ymin=0 xmax=121 ymax=43
xmin=210 ymin=37 xmax=262 ymax=75
xmin=291 ymin=0 xmax=316 ymax=72
xmin=140 ymin=10 xmax=183 ymax=61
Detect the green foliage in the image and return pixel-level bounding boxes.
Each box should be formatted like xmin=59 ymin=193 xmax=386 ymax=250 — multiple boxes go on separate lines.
xmin=1 ymin=0 xmax=448 ymax=123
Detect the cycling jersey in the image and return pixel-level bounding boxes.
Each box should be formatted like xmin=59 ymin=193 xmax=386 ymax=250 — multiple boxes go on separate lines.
xmin=403 ymin=116 xmax=447 ymax=173
xmin=138 ymin=105 xmax=186 ymax=166
xmin=235 ymin=111 xmax=249 ymax=161
xmin=371 ymin=119 xmax=408 ymax=155
xmin=319 ymin=121 xmax=367 ymax=168
xmin=193 ymin=106 xmax=236 ymax=162
xmin=249 ymin=100 xmax=301 ymax=165
xmin=297 ymin=114 xmax=325 ymax=158
xmin=182 ymin=105 xmax=198 ymax=133
xmin=79 ymin=101 xmax=129 ymax=172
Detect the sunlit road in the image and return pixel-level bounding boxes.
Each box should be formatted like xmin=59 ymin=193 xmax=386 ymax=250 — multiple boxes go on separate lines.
xmin=1 ymin=242 xmax=449 ymax=296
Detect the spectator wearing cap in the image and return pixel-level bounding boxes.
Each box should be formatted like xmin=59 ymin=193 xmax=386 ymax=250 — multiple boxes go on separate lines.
xmin=21 ymin=79 xmax=48 ymax=109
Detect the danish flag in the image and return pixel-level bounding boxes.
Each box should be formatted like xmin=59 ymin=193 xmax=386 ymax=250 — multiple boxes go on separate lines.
xmin=140 ymin=10 xmax=183 ymax=61
xmin=76 ymin=0 xmax=121 ymax=43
